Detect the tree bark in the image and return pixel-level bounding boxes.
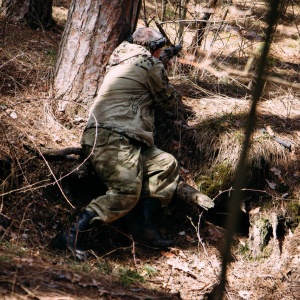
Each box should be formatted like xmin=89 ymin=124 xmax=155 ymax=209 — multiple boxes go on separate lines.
xmin=1 ymin=0 xmax=29 ymax=22
xmin=1 ymin=0 xmax=55 ymax=29
xmin=53 ymin=0 xmax=141 ymax=111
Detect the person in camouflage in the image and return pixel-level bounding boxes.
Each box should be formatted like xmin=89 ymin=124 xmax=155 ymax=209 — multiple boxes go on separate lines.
xmin=55 ymin=27 xmax=180 ymax=260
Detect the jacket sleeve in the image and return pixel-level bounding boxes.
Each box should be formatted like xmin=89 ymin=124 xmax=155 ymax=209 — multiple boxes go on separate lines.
xmin=145 ymin=61 xmax=180 ymax=111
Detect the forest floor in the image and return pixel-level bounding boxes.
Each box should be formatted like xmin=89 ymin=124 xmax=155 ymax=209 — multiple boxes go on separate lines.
xmin=1 ymin=1 xmax=300 ymax=299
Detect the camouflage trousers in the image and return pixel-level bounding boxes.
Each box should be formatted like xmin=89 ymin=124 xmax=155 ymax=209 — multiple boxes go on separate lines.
xmin=81 ymin=128 xmax=179 ymax=223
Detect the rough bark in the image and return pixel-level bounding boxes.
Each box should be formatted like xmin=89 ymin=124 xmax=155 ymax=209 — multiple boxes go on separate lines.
xmin=1 ymin=0 xmax=55 ymax=29
xmin=53 ymin=0 xmax=141 ymax=111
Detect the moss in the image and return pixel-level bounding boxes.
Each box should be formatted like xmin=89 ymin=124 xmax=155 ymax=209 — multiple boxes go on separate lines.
xmin=255 ymin=218 xmax=270 ymax=249
xmin=195 ymin=160 xmax=233 ymax=196
xmin=70 ymin=261 xmax=92 ymax=273
xmin=118 ymin=267 xmax=145 ymax=286
xmin=286 ymin=201 xmax=300 ymax=228
xmin=45 ymin=48 xmax=57 ymax=66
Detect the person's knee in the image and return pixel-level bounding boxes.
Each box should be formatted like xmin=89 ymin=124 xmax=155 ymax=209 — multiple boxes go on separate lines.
xmin=163 ymin=152 xmax=179 ymax=174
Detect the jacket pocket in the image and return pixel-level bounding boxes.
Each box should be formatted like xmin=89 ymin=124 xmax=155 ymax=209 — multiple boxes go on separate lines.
xmin=81 ymin=128 xmax=110 ymax=147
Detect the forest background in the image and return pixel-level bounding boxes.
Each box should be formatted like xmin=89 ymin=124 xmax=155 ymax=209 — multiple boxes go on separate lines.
xmin=0 ymin=0 xmax=300 ymax=299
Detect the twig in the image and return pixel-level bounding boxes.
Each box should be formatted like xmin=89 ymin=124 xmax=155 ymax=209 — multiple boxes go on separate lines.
xmin=212 ymin=187 xmax=272 ymax=202
xmin=0 ymin=219 xmax=15 ymax=242
xmin=104 ymin=224 xmax=139 ymax=271
xmin=25 ymin=136 xmax=75 ymax=210
xmin=163 ymin=265 xmax=174 ymax=290
xmin=187 ymin=213 xmax=219 ymax=278
xmin=17 ymin=203 xmax=32 ymax=245
xmin=178 ymin=57 xmax=300 ymax=90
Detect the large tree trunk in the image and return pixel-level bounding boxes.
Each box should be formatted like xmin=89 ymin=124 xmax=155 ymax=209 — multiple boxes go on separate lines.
xmin=53 ymin=0 xmax=141 ymax=112
xmin=1 ymin=0 xmax=55 ymax=29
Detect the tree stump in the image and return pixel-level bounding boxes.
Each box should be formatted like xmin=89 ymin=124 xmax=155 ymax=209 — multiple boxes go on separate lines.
xmin=248 ymin=207 xmax=281 ymax=258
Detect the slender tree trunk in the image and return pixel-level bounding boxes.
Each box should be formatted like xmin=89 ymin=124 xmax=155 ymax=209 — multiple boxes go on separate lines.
xmin=53 ymin=0 xmax=141 ymax=111
xmin=190 ymin=0 xmax=218 ymax=51
xmin=1 ymin=0 xmax=55 ymax=29
xmin=178 ymin=0 xmax=190 ymax=43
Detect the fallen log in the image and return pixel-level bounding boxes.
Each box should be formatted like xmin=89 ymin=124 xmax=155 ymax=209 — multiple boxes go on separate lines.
xmin=25 ymin=144 xmax=214 ymax=210
xmin=23 ymin=144 xmax=82 ymax=160
xmin=175 ymin=182 xmax=214 ymax=210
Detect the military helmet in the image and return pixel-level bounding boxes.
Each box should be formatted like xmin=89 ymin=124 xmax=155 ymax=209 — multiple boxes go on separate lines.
xmin=132 ymin=27 xmax=166 ymax=51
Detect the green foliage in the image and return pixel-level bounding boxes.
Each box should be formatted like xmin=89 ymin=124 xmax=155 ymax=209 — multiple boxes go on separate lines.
xmin=118 ymin=267 xmax=145 ymax=286
xmin=0 ymin=254 xmax=12 ymax=264
xmin=45 ymin=48 xmax=57 ymax=66
xmin=143 ymin=264 xmax=157 ymax=277
xmin=1 ymin=241 xmax=28 ymax=257
xmin=70 ymin=261 xmax=92 ymax=273
xmin=96 ymin=261 xmax=113 ymax=275
xmin=286 ymin=201 xmax=300 ymax=228
xmin=236 ymin=241 xmax=252 ymax=260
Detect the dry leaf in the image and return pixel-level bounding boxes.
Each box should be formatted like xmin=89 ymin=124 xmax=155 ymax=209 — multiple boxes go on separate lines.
xmin=266 ymin=179 xmax=276 ymax=189
xmin=270 ymin=167 xmax=281 ymax=176
xmin=249 ymin=207 xmax=260 ymax=215
xmin=186 ymin=235 xmax=195 ymax=242
xmin=167 ymin=258 xmax=191 ymax=273
xmin=161 ymin=251 xmax=176 ymax=258
xmin=10 ymin=111 xmax=18 ymax=119
xmin=169 ymin=247 xmax=180 ymax=254
xmin=238 ymin=290 xmax=253 ymax=299
xmin=180 ymin=167 xmax=190 ymax=174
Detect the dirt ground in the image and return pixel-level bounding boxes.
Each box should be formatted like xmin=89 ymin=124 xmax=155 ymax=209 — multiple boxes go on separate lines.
xmin=1 ymin=1 xmax=300 ymax=299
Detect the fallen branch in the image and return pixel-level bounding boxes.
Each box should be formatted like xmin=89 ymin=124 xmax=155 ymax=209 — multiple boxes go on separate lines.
xmin=23 ymin=145 xmax=214 ymax=210
xmin=23 ymin=144 xmax=82 ymax=160
xmin=176 ymin=182 xmax=214 ymax=210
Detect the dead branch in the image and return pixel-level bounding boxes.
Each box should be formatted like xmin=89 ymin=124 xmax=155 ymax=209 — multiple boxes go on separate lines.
xmin=178 ymin=57 xmax=300 ymax=90
xmin=23 ymin=144 xmax=82 ymax=160
xmin=176 ymin=182 xmax=214 ymax=210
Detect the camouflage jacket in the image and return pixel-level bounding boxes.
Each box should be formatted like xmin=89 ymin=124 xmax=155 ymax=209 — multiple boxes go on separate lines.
xmin=81 ymin=41 xmax=179 ymax=147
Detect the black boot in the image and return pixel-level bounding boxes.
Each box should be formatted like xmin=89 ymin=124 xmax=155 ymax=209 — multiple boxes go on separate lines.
xmin=137 ymin=198 xmax=173 ymax=248
xmin=54 ymin=210 xmax=96 ymax=260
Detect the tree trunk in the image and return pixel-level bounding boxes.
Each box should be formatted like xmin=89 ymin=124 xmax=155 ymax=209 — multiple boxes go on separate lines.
xmin=178 ymin=0 xmax=190 ymax=43
xmin=1 ymin=0 xmax=29 ymax=22
xmin=190 ymin=0 xmax=218 ymax=51
xmin=53 ymin=0 xmax=141 ymax=112
xmin=25 ymin=0 xmax=55 ymax=29
xmin=1 ymin=0 xmax=55 ymax=29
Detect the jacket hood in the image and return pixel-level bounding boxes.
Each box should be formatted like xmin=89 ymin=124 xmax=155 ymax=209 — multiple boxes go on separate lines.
xmin=108 ymin=41 xmax=150 ymax=66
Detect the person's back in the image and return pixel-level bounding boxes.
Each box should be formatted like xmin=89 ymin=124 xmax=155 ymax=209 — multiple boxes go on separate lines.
xmin=86 ymin=41 xmax=159 ymax=146
xmin=85 ymin=40 xmax=176 ymax=147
